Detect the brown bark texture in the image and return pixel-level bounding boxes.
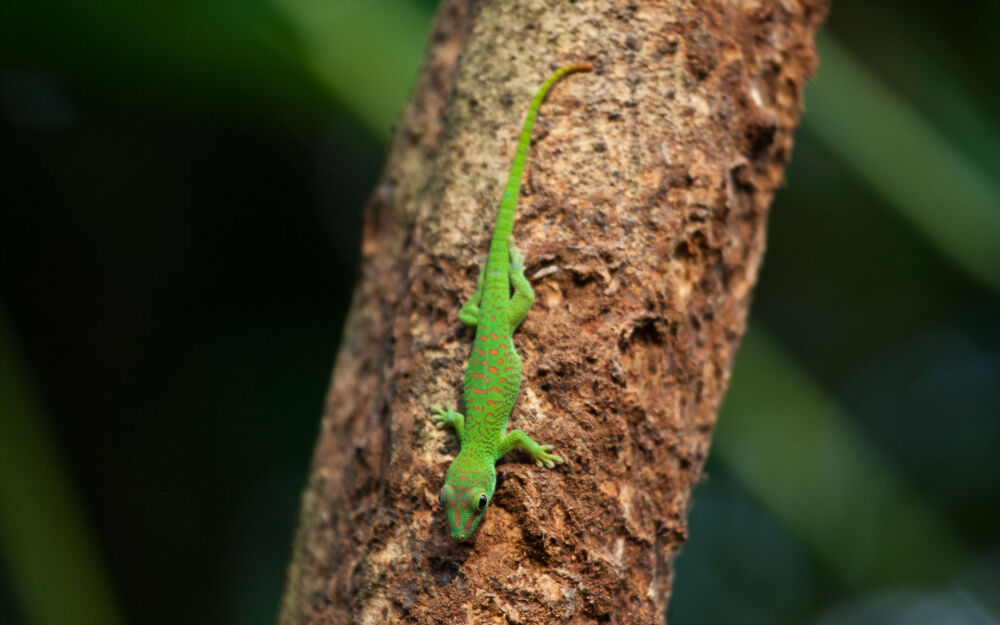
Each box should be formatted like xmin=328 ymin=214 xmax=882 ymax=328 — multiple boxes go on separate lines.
xmin=280 ymin=1 xmax=824 ymax=623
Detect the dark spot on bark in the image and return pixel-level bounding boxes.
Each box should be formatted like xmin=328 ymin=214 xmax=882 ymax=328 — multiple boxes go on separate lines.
xmin=663 ymin=165 xmax=693 ymax=189
xmin=593 ymin=142 xmax=607 ymax=152
xmin=429 ymin=555 xmax=461 ymax=585
xmin=659 ymin=38 xmax=679 ymax=56
xmin=685 ymin=30 xmax=719 ymax=82
xmin=730 ymin=164 xmax=754 ymax=193
xmin=500 ymin=92 xmax=514 ymax=108
xmin=746 ymin=121 xmax=777 ymax=160
xmin=621 ymin=316 xmax=666 ymax=352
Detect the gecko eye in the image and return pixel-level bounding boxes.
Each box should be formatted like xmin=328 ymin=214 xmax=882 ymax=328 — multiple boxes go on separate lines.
xmin=476 ymin=493 xmax=488 ymax=513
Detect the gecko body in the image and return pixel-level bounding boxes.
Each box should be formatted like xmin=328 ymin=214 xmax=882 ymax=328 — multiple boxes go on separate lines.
xmin=431 ymin=64 xmax=591 ymax=541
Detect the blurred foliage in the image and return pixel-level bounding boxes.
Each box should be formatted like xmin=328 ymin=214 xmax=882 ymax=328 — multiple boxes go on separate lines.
xmin=0 ymin=1 xmax=996 ymax=624
xmin=0 ymin=314 xmax=123 ymax=625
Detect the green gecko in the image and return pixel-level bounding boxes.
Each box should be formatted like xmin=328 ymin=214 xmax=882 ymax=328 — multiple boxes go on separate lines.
xmin=430 ymin=63 xmax=591 ymax=541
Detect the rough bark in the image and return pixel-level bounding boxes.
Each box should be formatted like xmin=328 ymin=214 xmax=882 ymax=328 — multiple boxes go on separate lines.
xmin=279 ymin=1 xmax=825 ymax=623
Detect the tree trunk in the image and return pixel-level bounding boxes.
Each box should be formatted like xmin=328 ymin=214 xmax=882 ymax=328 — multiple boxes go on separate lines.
xmin=279 ymin=1 xmax=825 ymax=623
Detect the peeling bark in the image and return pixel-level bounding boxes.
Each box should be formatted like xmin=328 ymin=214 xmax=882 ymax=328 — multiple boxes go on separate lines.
xmin=279 ymin=1 xmax=825 ymax=623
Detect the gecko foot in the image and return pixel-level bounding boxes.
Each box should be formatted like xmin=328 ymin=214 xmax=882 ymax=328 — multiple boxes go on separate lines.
xmin=429 ymin=405 xmax=450 ymax=427
xmin=532 ymin=444 xmax=564 ymax=469
xmin=430 ymin=405 xmax=464 ymax=436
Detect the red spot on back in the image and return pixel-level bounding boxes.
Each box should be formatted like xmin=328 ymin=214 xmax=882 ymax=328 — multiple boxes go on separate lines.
xmin=488 ymin=366 xmax=499 ymax=373
xmin=479 ymin=349 xmax=485 ymax=355
xmin=489 ymin=332 xmax=499 ymax=340
xmin=489 ymin=387 xmax=500 ymax=393
xmin=490 ymin=315 xmax=496 ymax=321
xmin=480 ymin=336 xmax=488 ymax=341
xmin=489 ymin=349 xmax=499 ymax=355
xmin=487 ymin=400 xmax=497 ymax=405
xmin=497 ymin=358 xmax=504 ymax=364
xmin=472 ymin=388 xmax=485 ymax=395
xmin=471 ymin=373 xmax=484 ymax=379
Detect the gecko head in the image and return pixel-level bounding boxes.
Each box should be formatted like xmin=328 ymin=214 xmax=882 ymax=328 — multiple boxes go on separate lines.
xmin=439 ymin=464 xmax=496 ymax=541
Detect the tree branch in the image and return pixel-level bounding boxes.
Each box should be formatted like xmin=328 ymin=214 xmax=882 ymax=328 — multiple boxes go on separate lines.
xmin=280 ymin=1 xmax=825 ymax=623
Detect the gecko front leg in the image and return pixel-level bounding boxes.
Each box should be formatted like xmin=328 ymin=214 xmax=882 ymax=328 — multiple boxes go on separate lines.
xmin=499 ymin=429 xmax=563 ymax=468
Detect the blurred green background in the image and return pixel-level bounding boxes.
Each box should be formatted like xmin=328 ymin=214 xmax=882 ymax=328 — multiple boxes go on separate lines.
xmin=0 ymin=1 xmax=996 ymax=624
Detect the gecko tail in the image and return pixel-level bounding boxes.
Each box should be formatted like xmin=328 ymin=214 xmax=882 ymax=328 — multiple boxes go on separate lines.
xmin=487 ymin=63 xmax=592 ymax=260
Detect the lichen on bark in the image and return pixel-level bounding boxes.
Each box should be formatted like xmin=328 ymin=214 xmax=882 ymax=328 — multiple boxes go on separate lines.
xmin=279 ymin=1 xmax=826 ymax=623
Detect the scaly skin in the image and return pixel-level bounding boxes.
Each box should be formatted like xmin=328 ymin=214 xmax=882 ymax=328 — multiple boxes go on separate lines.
xmin=431 ymin=64 xmax=591 ymax=541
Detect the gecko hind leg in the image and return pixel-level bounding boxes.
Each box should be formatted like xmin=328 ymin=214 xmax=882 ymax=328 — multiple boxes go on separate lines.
xmin=430 ymin=405 xmax=465 ymax=439
xmin=506 ymin=237 xmax=535 ymax=329
xmin=499 ymin=429 xmax=563 ymax=468
xmin=458 ymin=264 xmax=486 ymax=327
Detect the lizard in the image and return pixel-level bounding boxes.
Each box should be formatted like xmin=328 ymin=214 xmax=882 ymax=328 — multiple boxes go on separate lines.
xmin=430 ymin=63 xmax=591 ymax=541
